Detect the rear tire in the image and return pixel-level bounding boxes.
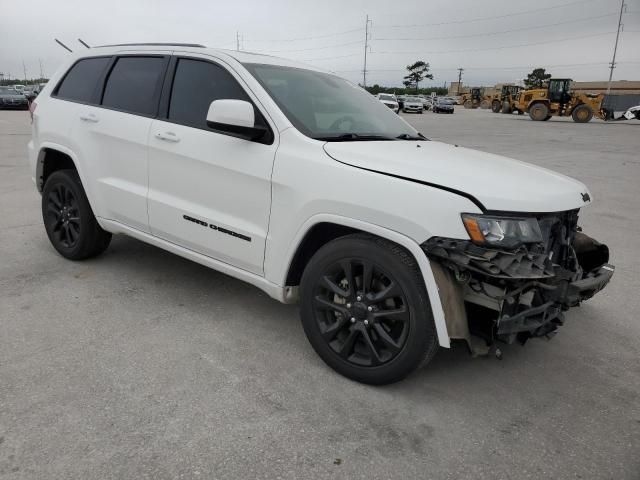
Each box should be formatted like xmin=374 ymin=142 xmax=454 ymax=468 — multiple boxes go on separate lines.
xmin=491 ymin=100 xmax=501 ymax=113
xmin=463 ymin=100 xmax=472 ymax=109
xmin=571 ymin=104 xmax=593 ymax=123
xmin=300 ymin=234 xmax=439 ymax=385
xmin=480 ymin=99 xmax=490 ymax=109
xmin=42 ymin=169 xmax=111 ymax=260
xmin=528 ymin=103 xmax=549 ymax=121
xmin=501 ymin=101 xmax=512 ymax=114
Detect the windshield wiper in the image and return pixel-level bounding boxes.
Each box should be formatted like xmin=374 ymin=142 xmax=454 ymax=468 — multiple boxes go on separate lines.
xmin=314 ymin=133 xmax=396 ymax=142
xmin=396 ymin=133 xmax=428 ymax=141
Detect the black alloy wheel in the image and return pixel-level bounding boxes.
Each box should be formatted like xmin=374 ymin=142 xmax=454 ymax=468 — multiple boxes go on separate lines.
xmin=42 ymin=169 xmax=111 ymax=260
xmin=45 ymin=182 xmax=81 ymax=249
xmin=312 ymin=257 xmax=410 ymax=367
xmin=300 ymin=234 xmax=438 ymax=384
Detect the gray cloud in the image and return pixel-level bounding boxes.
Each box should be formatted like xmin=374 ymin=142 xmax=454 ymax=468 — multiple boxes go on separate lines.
xmin=1 ymin=0 xmax=638 ymax=87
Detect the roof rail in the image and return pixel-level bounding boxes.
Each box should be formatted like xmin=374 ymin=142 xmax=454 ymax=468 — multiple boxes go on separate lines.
xmin=95 ymin=42 xmax=206 ymax=48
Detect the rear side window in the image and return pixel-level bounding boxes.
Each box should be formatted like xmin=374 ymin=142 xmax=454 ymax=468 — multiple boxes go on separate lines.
xmin=102 ymin=56 xmax=166 ymax=116
xmin=168 ymin=58 xmax=251 ymax=128
xmin=55 ymin=57 xmax=111 ymax=103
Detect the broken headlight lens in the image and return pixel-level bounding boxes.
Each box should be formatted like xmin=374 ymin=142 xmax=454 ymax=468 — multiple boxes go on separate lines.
xmin=461 ymin=214 xmax=543 ymax=248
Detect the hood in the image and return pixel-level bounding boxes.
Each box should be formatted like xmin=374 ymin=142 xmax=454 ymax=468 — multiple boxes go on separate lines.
xmin=380 ymin=100 xmax=398 ymax=106
xmin=323 ymin=140 xmax=591 ymax=213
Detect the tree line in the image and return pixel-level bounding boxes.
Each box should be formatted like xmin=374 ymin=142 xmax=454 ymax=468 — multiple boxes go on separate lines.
xmin=363 ymin=60 xmax=554 ymax=96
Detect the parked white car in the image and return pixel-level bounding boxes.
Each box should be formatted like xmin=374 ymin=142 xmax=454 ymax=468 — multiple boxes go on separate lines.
xmin=377 ymin=93 xmax=399 ymax=113
xmin=29 ymin=44 xmax=614 ymax=384
xmin=402 ymin=95 xmax=424 ymax=113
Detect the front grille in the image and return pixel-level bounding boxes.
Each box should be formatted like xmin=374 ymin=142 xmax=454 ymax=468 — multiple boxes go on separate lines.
xmin=386 ymin=103 xmax=394 ymax=109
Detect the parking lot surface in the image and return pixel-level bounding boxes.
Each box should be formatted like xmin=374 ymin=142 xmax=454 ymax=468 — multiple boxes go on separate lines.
xmin=1 ymin=109 xmax=639 ymax=479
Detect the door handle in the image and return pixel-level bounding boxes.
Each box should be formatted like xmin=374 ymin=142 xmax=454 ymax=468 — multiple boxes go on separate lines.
xmin=79 ymin=113 xmax=99 ymax=123
xmin=155 ymin=132 xmax=181 ymax=143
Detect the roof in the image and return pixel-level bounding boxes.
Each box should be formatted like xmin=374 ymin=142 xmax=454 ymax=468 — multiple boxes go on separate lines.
xmin=86 ymin=43 xmax=327 ymax=73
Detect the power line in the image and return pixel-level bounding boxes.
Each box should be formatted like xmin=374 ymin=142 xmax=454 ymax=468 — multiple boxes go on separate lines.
xmin=373 ymin=13 xmax=618 ymax=41
xmin=372 ymin=31 xmax=620 ymax=55
xmin=244 ymin=27 xmax=363 ymax=43
xmin=376 ymin=0 xmax=602 ymax=28
xmin=303 ymin=52 xmax=362 ymax=61
xmin=252 ymin=40 xmax=361 ymax=54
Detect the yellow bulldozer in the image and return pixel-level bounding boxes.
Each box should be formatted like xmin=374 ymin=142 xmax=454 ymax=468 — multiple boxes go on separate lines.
xmin=461 ymin=88 xmax=484 ymax=109
xmin=491 ymin=85 xmax=524 ymax=113
xmin=513 ymin=78 xmax=613 ymax=123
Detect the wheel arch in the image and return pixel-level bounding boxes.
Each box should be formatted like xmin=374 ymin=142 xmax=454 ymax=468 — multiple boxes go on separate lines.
xmin=527 ymin=99 xmax=549 ymax=110
xmin=281 ymin=214 xmax=450 ymax=348
xmin=36 ymin=143 xmax=83 ymax=193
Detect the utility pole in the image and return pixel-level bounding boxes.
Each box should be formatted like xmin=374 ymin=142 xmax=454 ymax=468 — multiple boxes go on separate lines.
xmin=39 ymin=59 xmax=44 ymax=79
xmin=607 ymin=0 xmax=626 ymax=96
xmin=457 ymin=68 xmax=464 ymax=95
xmin=363 ymin=14 xmax=371 ymax=88
xmin=22 ymin=61 xmax=27 ymax=83
xmin=236 ymin=31 xmax=240 ymax=51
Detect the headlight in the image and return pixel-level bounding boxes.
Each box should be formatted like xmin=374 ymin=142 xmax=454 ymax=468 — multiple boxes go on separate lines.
xmin=462 ymin=214 xmax=542 ymax=248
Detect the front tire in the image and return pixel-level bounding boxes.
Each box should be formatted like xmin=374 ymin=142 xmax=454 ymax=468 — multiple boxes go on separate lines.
xmin=572 ymin=104 xmax=593 ymax=123
xmin=529 ymin=102 xmax=549 ymax=121
xmin=42 ymin=169 xmax=111 ymax=260
xmin=300 ymin=234 xmax=439 ymax=385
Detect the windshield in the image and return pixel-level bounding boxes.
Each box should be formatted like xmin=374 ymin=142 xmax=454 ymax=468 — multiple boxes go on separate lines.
xmin=379 ymin=94 xmax=395 ymax=101
xmin=244 ymin=64 xmax=421 ymax=141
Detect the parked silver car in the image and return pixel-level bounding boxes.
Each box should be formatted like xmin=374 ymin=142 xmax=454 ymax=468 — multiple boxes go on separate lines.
xmin=0 ymin=86 xmax=29 ymax=110
xmin=402 ymin=96 xmax=423 ymax=114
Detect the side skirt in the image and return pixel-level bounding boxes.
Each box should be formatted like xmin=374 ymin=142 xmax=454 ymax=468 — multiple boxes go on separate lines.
xmin=98 ymin=218 xmax=288 ymax=303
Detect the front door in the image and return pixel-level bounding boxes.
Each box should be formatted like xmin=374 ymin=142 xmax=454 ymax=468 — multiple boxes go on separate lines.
xmin=147 ymin=56 xmax=277 ymax=275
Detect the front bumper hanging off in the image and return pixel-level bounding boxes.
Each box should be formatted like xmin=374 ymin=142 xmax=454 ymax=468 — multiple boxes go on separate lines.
xmin=422 ymin=223 xmax=614 ymax=347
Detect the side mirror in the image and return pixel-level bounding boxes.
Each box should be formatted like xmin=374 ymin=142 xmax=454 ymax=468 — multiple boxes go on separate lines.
xmin=206 ymin=99 xmax=267 ymax=141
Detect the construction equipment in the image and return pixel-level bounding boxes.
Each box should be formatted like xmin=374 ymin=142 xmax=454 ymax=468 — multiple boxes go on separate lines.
xmin=491 ymin=85 xmax=524 ymax=113
xmin=461 ymin=88 xmax=483 ymax=109
xmin=513 ymin=78 xmax=613 ymax=123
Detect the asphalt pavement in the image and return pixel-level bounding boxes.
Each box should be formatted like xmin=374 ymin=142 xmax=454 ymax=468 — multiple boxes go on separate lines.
xmin=1 ymin=108 xmax=638 ymax=479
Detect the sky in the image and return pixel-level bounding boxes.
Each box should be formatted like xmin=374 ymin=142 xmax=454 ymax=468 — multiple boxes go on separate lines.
xmin=1 ymin=0 xmax=639 ymax=88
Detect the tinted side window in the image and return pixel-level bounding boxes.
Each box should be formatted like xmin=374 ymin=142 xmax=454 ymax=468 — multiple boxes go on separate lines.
xmin=168 ymin=59 xmax=251 ymax=129
xmin=102 ymin=57 xmax=166 ymax=116
xmin=56 ymin=57 xmax=111 ymax=103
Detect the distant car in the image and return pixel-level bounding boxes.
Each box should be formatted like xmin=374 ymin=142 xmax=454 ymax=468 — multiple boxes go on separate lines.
xmin=415 ymin=96 xmax=429 ymax=111
xmin=433 ymin=98 xmax=454 ymax=114
xmin=402 ymin=96 xmax=423 ymax=114
xmin=377 ymin=93 xmax=399 ymax=113
xmin=10 ymin=84 xmax=26 ymax=93
xmin=0 ymin=86 xmax=29 ymax=110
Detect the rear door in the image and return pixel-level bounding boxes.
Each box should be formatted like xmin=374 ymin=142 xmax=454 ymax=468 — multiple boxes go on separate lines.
xmin=147 ymin=55 xmax=277 ymax=275
xmin=74 ymin=54 xmax=169 ymax=232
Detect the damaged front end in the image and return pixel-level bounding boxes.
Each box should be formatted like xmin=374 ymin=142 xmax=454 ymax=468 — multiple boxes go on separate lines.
xmin=422 ymin=210 xmax=614 ymax=351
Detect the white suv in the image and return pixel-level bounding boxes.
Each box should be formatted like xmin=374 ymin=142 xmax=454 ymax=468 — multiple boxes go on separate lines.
xmin=28 ymin=44 xmax=614 ymax=384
